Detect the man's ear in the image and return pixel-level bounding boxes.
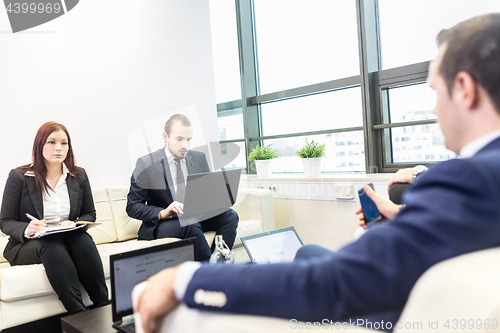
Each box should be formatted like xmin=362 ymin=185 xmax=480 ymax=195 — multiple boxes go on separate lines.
xmin=162 ymin=131 xmax=169 ymax=143
xmin=454 ymin=71 xmax=478 ymax=110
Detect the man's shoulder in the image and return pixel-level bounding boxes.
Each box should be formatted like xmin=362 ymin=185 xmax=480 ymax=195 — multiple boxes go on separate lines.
xmin=187 ymin=150 xmax=206 ymax=159
xmin=135 ymin=149 xmax=165 ymax=166
xmin=187 ymin=150 xmax=207 ymax=164
xmin=418 ymin=152 xmax=500 ymax=191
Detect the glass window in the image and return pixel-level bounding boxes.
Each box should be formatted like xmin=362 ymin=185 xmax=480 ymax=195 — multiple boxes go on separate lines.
xmin=219 ymin=141 xmax=246 ymax=171
xmin=209 ymin=0 xmax=242 ymax=103
xmin=253 ymin=0 xmax=359 ymax=94
xmin=264 ymin=131 xmax=365 ymax=173
xmin=389 ymin=124 xmax=457 ymax=164
xmin=378 ymin=0 xmax=500 ymax=70
xmin=261 ymin=87 xmax=363 ymax=137
xmin=386 ymin=83 xmax=437 ymax=123
xmin=218 ymin=109 xmax=244 ymax=141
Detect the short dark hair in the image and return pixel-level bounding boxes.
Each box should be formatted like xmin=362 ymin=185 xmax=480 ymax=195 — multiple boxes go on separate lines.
xmin=164 ymin=114 xmax=192 ymax=135
xmin=436 ymin=13 xmax=500 ymax=114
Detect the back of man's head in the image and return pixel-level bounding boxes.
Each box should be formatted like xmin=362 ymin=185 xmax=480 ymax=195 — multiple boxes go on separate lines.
xmin=437 ymin=13 xmax=500 ymax=114
xmin=164 ymin=114 xmax=192 ymax=135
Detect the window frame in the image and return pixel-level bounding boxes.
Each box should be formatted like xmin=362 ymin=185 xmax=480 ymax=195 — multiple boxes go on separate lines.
xmin=214 ymin=0 xmax=464 ymax=175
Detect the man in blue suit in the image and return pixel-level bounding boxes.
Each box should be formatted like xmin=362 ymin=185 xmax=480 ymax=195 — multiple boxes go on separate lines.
xmin=136 ymin=13 xmax=500 ymax=332
xmin=126 ymin=114 xmax=239 ymax=261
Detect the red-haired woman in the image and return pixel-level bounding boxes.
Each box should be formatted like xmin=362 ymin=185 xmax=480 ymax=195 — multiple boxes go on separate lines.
xmin=0 ymin=122 xmax=108 ymax=314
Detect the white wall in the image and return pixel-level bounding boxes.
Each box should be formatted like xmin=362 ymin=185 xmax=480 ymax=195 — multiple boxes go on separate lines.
xmin=0 ymin=0 xmax=218 ymax=197
xmin=242 ymin=176 xmax=393 ymax=250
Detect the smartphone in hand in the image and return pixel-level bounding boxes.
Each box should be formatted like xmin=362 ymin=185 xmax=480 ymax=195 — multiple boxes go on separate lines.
xmin=358 ymin=183 xmax=382 ymax=227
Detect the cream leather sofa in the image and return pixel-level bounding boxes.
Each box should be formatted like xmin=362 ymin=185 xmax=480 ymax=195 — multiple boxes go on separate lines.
xmin=0 ymin=185 xmax=275 ymax=331
xmin=132 ymin=247 xmax=500 ymax=333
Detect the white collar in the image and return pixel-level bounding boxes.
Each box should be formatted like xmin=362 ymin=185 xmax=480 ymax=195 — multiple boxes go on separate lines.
xmin=460 ymin=129 xmax=500 ymax=158
xmin=164 ymin=146 xmax=186 ymax=164
xmin=24 ymin=163 xmax=72 ymax=177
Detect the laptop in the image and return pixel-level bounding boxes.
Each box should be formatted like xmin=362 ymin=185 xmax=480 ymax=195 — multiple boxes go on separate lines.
xmin=171 ymin=168 xmax=242 ymax=225
xmin=110 ymin=238 xmax=197 ymax=333
xmin=240 ymin=226 xmax=304 ymax=264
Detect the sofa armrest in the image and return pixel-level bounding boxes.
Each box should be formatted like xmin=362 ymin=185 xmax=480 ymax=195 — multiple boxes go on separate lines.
xmin=233 ymin=188 xmax=275 ymax=232
xmin=131 ymin=282 xmax=376 ymax=333
xmin=396 ymin=247 xmax=500 ymax=332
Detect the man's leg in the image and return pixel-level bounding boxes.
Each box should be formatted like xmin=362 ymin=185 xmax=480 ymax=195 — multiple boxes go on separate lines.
xmin=182 ymin=222 xmax=213 ymax=261
xmin=153 ymin=218 xmax=184 ymax=239
xmin=199 ymin=209 xmax=239 ymax=251
xmin=294 ymin=244 xmax=335 ymax=261
xmin=155 ymin=218 xmax=213 ymax=261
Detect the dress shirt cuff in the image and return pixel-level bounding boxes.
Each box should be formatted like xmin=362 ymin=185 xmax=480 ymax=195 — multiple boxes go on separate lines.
xmin=173 ymin=261 xmax=202 ymax=301
xmin=24 ymin=227 xmax=30 ymax=239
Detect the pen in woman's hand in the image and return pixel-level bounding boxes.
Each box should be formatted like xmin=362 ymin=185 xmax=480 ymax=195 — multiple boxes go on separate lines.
xmin=25 ymin=213 xmax=48 ymax=227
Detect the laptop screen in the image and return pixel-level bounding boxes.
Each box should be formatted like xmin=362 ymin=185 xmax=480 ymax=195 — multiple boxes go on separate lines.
xmin=241 ymin=227 xmax=303 ymax=264
xmin=110 ymin=238 xmax=197 ymax=322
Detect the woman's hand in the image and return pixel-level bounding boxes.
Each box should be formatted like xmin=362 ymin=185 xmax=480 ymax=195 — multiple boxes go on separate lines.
xmin=58 ymin=220 xmax=76 ymax=227
xmin=25 ymin=219 xmax=48 ymax=237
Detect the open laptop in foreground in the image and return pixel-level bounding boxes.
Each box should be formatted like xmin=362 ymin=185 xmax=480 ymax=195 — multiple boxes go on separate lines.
xmin=170 ymin=168 xmax=242 ymax=225
xmin=110 ymin=238 xmax=197 ymax=333
xmin=240 ymin=226 xmax=304 ymax=264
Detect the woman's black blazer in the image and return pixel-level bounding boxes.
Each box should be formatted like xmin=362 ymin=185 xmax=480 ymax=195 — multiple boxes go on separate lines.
xmin=0 ymin=167 xmax=96 ymax=262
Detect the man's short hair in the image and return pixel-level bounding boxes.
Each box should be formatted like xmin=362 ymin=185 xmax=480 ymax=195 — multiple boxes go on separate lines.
xmin=164 ymin=114 xmax=192 ymax=135
xmin=436 ymin=13 xmax=500 ymax=114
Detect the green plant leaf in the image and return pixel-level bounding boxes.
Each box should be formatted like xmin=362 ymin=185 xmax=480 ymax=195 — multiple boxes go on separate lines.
xmin=248 ymin=144 xmax=279 ymax=162
xmin=295 ymin=138 xmax=326 ymax=159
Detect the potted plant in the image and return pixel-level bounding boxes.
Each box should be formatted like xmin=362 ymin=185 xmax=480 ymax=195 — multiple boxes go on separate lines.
xmin=296 ymin=138 xmax=326 ymax=177
xmin=248 ymin=144 xmax=278 ymax=177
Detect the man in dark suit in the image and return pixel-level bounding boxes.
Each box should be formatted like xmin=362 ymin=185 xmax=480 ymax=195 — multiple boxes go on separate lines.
xmin=136 ymin=13 xmax=500 ymax=333
xmin=126 ymin=114 xmax=239 ymax=261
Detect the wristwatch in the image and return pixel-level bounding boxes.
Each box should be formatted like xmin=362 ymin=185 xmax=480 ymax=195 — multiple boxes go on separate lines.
xmin=412 ymin=165 xmax=428 ymax=182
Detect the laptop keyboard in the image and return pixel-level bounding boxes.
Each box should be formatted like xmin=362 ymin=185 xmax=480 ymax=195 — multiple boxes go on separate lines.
xmin=121 ymin=322 xmax=136 ymax=333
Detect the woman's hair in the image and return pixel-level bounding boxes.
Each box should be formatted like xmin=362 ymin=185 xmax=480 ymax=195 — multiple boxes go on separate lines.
xmin=20 ymin=122 xmax=77 ymax=198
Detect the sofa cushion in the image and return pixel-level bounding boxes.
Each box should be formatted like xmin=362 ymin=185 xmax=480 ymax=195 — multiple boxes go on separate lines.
xmin=233 ymin=189 xmax=274 ymax=232
xmin=0 ymin=263 xmax=53 ymax=302
xmin=0 ymin=235 xmax=9 ymax=263
xmin=106 ymin=185 xmax=142 ymax=241
xmin=234 ymin=219 xmax=263 ymax=248
xmin=88 ymin=187 xmax=118 ymax=244
xmin=0 ymin=238 xmax=181 ymax=303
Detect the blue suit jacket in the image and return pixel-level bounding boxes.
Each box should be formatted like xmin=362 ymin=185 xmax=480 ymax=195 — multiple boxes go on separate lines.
xmin=126 ymin=148 xmax=210 ymax=240
xmin=183 ymin=137 xmax=500 ymax=327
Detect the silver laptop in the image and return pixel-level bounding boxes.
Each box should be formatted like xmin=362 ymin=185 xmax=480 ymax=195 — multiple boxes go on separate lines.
xmin=172 ymin=168 xmax=242 ymax=226
xmin=110 ymin=238 xmax=197 ymax=333
xmin=240 ymin=226 xmax=304 ymax=264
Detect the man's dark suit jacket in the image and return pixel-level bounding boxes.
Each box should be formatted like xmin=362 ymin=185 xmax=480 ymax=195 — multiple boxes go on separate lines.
xmin=0 ymin=167 xmax=96 ymax=262
xmin=126 ymin=148 xmax=210 ymax=240
xmin=182 ymin=137 xmax=500 ymax=327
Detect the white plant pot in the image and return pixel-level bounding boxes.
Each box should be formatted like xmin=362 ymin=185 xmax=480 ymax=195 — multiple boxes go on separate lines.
xmin=302 ymin=158 xmax=322 ymax=177
xmin=254 ymin=159 xmax=272 ymax=177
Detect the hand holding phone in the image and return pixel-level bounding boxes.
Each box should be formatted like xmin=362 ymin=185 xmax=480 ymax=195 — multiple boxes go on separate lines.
xmin=358 ymin=183 xmax=382 ymax=227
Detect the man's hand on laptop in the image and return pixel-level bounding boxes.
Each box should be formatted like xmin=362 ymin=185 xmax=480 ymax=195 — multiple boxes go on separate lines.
xmin=136 ymin=266 xmax=180 ymax=333
xmin=159 ymin=202 xmax=184 ymax=219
